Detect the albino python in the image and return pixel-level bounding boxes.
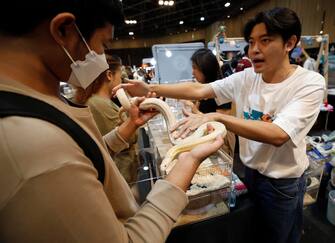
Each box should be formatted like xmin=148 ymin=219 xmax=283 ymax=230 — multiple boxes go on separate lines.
xmin=116 ymin=88 xmax=227 ymax=174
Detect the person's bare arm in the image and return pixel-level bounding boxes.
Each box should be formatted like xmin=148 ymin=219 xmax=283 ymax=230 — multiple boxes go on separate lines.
xmin=173 ymin=112 xmax=289 ymax=147
xmin=112 ymin=79 xmax=215 ymax=100
xmin=212 ymin=113 xmax=289 ymax=146
xmin=148 ymin=82 xmax=215 ymax=100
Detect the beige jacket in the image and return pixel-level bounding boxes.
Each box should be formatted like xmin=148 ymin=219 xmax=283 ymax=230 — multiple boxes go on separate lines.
xmin=0 ymin=79 xmax=188 ymax=243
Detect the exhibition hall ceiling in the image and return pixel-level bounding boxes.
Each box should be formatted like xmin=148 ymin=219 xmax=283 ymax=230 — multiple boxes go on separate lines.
xmin=115 ymin=0 xmax=264 ymax=39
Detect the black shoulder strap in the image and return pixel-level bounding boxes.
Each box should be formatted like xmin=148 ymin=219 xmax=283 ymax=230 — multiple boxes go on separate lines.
xmin=0 ymin=91 xmax=105 ymax=183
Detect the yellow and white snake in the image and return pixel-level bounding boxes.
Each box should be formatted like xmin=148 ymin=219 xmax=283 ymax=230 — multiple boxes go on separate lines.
xmin=116 ymin=88 xmax=227 ymax=174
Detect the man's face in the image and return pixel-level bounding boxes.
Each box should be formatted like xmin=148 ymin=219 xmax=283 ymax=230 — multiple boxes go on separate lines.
xmin=69 ymin=24 xmax=114 ymax=99
xmin=248 ymin=23 xmax=288 ymax=73
xmin=56 ymin=22 xmax=114 ymax=83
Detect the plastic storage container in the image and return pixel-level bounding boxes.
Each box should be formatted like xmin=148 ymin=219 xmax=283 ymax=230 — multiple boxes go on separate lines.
xmin=327 ymin=190 xmax=335 ymax=225
xmin=129 ymin=150 xmax=233 ymax=227
xmin=303 ymin=153 xmax=326 ymax=206
xmin=159 ymin=150 xmax=233 ymax=226
xmin=142 ymin=112 xmax=234 ymax=226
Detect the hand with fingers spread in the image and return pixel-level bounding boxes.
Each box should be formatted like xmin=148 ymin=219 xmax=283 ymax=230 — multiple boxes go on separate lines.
xmin=112 ymin=79 xmax=150 ymax=97
xmin=170 ymin=110 xmax=217 ymax=139
xmin=178 ymin=124 xmax=223 ymax=165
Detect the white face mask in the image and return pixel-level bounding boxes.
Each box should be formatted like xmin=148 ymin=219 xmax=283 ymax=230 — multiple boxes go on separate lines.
xmin=61 ymin=24 xmax=109 ymax=89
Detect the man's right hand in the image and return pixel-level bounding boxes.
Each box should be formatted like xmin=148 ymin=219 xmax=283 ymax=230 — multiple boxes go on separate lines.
xmin=112 ymin=79 xmax=150 ymax=97
xmin=178 ymin=124 xmax=224 ymax=165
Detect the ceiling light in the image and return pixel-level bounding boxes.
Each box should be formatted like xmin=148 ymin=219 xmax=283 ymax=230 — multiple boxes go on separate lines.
xmin=200 ymin=17 xmax=205 ymax=21
xmin=159 ymin=0 xmax=174 ymax=7
xmin=143 ymin=166 xmax=149 ymax=170
xmin=240 ymin=7 xmax=243 ymax=11
xmin=168 ymin=1 xmax=174 ymax=6
xmin=129 ymin=32 xmax=134 ymax=36
xmin=125 ymin=20 xmax=137 ymax=25
xmin=179 ymin=20 xmax=184 ymax=25
xmin=227 ymin=15 xmax=230 ymax=18
xmin=224 ymin=2 xmax=230 ymax=7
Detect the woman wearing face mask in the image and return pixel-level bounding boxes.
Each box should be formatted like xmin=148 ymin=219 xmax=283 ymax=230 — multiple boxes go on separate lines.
xmin=76 ymin=54 xmax=139 ymax=183
xmin=0 ymin=1 xmax=224 ymax=242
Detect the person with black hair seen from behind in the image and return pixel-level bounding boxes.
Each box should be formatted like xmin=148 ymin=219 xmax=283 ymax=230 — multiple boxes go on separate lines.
xmin=235 ymin=44 xmax=252 ymax=72
xmin=114 ymin=7 xmax=325 ymax=243
xmin=0 ymin=1 xmax=224 ymax=242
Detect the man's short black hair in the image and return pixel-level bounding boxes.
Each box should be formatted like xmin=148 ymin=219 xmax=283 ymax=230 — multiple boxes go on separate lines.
xmin=0 ymin=0 xmax=124 ymax=38
xmin=191 ymin=48 xmax=221 ymax=83
xmin=243 ymin=7 xmax=301 ymax=47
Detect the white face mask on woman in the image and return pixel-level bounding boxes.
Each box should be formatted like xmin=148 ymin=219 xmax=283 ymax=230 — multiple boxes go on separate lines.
xmin=61 ymin=24 xmax=109 ymax=89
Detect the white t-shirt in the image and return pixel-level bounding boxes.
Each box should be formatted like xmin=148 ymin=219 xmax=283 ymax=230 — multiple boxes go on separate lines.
xmin=211 ymin=66 xmax=325 ymax=178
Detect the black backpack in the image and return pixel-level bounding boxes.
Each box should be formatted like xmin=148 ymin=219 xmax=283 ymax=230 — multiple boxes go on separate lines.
xmin=0 ymin=91 xmax=105 ymax=183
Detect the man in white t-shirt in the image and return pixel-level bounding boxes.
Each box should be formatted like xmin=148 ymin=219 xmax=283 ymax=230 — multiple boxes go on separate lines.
xmin=114 ymin=7 xmax=325 ymax=243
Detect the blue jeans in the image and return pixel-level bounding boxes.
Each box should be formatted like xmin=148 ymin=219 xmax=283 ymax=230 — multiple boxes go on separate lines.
xmin=244 ymin=167 xmax=306 ymax=243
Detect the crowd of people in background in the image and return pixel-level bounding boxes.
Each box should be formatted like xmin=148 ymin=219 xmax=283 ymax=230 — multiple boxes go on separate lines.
xmin=108 ymin=45 xmax=253 ymax=87
xmin=112 ymin=41 xmax=325 ymax=87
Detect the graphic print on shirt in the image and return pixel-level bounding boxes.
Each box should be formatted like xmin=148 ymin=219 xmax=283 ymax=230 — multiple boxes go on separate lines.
xmin=243 ymin=108 xmax=274 ymax=123
xmin=243 ymin=74 xmax=275 ymax=123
